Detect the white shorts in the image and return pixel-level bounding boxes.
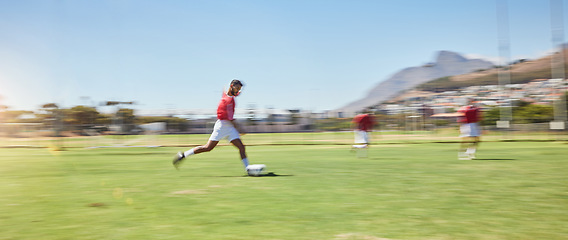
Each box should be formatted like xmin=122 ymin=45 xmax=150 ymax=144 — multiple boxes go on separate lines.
xmin=460 ymin=123 xmax=481 ymax=137
xmin=354 ymin=130 xmax=369 ymax=144
xmin=209 ymin=120 xmax=240 ymax=142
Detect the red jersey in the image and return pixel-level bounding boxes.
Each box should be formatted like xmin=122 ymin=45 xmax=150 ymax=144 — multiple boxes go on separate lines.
xmin=457 ymin=105 xmax=481 ymax=123
xmin=352 ymin=114 xmax=375 ymax=131
xmin=217 ymin=92 xmax=235 ymax=120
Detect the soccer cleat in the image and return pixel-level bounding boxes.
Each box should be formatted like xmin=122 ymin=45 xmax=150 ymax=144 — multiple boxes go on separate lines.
xmin=172 ymin=152 xmax=185 ymax=169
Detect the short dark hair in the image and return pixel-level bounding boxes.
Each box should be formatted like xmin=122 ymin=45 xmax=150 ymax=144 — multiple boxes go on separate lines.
xmin=231 ymin=79 xmax=244 ymax=87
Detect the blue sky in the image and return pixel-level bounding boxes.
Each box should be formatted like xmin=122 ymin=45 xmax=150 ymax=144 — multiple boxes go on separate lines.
xmin=0 ymin=0 xmax=565 ymax=113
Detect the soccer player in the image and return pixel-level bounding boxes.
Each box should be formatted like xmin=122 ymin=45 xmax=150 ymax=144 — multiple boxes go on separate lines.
xmin=351 ymin=110 xmax=375 ymax=156
xmin=173 ymin=79 xmax=252 ymax=173
xmin=457 ymin=99 xmax=482 ymax=160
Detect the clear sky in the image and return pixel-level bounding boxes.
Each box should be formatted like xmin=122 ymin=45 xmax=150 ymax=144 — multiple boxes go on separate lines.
xmin=0 ymin=0 xmax=566 ymax=114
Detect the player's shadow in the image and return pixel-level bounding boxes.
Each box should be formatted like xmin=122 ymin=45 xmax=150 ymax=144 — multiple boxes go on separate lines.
xmin=246 ymin=172 xmax=294 ymax=177
xmin=474 ymin=158 xmax=516 ymax=161
xmin=205 ymin=172 xmax=294 ymax=178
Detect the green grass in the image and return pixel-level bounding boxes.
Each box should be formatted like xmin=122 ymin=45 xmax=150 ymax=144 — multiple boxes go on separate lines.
xmin=1 ymin=140 xmax=567 ymax=239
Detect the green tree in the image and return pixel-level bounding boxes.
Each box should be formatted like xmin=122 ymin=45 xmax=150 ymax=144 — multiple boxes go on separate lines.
xmin=39 ymin=103 xmax=59 ymax=120
xmin=67 ymin=105 xmax=100 ymax=127
xmin=116 ymin=108 xmax=136 ymax=132
xmin=480 ymin=107 xmax=500 ymax=126
xmin=515 ymin=100 xmax=531 ymax=108
xmin=481 ymin=103 xmax=555 ymax=125
xmin=514 ymin=104 xmax=554 ymax=123
xmin=39 ymin=103 xmax=65 ymax=135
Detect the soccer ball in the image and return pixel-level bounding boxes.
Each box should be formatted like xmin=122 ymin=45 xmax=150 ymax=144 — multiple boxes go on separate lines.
xmin=246 ymin=164 xmax=266 ymax=176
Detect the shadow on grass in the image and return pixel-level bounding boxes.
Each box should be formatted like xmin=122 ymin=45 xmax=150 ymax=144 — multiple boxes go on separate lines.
xmin=474 ymin=158 xmax=516 ymax=161
xmin=253 ymin=172 xmax=294 ymax=177
xmin=213 ymin=172 xmax=294 ymax=177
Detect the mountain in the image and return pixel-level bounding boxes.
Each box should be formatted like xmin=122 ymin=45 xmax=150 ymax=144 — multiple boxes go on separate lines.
xmin=336 ymin=51 xmax=494 ymax=113
xmin=417 ymin=47 xmax=568 ymax=92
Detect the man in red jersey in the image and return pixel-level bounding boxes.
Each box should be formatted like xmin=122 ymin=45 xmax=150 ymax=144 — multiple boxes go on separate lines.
xmin=351 ymin=110 xmax=375 ymax=155
xmin=173 ymin=80 xmax=254 ymax=174
xmin=457 ymin=99 xmax=482 ymax=160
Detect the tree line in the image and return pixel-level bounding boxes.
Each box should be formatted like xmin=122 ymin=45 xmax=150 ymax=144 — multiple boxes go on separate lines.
xmin=0 ymin=103 xmax=189 ymax=135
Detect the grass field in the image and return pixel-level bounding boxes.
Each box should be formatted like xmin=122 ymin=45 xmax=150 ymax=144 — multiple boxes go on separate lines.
xmin=1 ymin=137 xmax=567 ymax=239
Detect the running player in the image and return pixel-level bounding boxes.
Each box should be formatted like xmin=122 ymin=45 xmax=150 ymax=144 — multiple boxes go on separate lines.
xmin=351 ymin=110 xmax=375 ymax=152
xmin=173 ymin=79 xmax=252 ymax=173
xmin=457 ymin=99 xmax=482 ymax=160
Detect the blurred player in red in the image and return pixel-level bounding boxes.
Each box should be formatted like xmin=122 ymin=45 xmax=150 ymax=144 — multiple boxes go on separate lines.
xmin=173 ymin=79 xmax=253 ymax=173
xmin=351 ymin=110 xmax=375 ymax=156
xmin=457 ymin=99 xmax=482 ymax=160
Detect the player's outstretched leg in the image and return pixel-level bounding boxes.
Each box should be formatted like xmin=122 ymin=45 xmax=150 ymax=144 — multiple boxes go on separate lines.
xmin=173 ymin=141 xmax=219 ymax=169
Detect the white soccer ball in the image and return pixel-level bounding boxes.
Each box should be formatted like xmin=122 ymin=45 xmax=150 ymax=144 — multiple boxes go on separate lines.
xmin=246 ymin=164 xmax=266 ymax=176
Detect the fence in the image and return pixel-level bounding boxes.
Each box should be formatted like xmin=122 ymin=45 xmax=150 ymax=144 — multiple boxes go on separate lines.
xmin=1 ymin=116 xmax=566 ymax=149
